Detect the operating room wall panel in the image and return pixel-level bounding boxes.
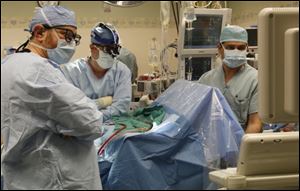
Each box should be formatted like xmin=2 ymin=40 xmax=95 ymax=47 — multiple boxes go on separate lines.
xmin=228 ymin=1 xmax=299 ymax=27
xmin=2 ymin=1 xmax=298 ymax=74
xmin=1 ymin=1 xmax=178 ymax=76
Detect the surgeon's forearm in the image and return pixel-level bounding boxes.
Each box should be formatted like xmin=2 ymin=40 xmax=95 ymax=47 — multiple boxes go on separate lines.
xmin=245 ymin=113 xmax=262 ymax=133
xmin=101 ymin=101 xmax=130 ymax=122
xmin=245 ymin=123 xmax=262 ymax=133
xmin=245 ymin=115 xmax=262 ymax=133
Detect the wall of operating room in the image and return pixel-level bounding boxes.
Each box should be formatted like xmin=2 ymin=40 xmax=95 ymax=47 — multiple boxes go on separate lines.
xmin=1 ymin=1 xmax=298 ymax=75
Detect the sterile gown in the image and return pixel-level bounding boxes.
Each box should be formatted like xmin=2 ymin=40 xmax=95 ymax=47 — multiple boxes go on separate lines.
xmin=1 ymin=53 xmax=103 ymax=190
xmin=61 ymin=58 xmax=132 ymax=122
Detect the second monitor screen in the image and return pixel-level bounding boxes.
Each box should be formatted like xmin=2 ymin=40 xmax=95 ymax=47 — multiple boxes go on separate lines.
xmin=184 ymin=15 xmax=223 ymax=49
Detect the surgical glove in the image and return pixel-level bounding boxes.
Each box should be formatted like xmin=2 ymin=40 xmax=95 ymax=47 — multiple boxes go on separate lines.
xmin=95 ymin=96 xmax=113 ymax=109
xmin=139 ymin=94 xmax=153 ymax=107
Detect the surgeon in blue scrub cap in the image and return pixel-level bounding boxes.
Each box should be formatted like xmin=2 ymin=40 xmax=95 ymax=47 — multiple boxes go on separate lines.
xmin=23 ymin=6 xmax=81 ymax=64
xmin=105 ymin=23 xmax=138 ymax=83
xmin=1 ymin=6 xmax=104 ymax=190
xmin=198 ymin=25 xmax=262 ymax=133
xmin=61 ymin=22 xmax=132 ymax=122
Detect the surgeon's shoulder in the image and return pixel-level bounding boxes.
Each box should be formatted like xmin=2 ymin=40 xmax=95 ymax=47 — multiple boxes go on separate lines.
xmin=244 ymin=64 xmax=258 ymax=79
xmin=6 ymin=53 xmax=65 ymax=84
xmin=114 ymin=59 xmax=131 ymax=75
xmin=6 ymin=53 xmax=53 ymax=72
xmin=61 ymin=58 xmax=88 ymax=74
xmin=14 ymin=52 xmax=47 ymax=64
xmin=199 ymin=68 xmax=218 ymax=82
xmin=246 ymin=64 xmax=258 ymax=75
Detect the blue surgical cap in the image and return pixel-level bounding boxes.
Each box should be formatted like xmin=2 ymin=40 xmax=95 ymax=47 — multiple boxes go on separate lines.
xmin=220 ymin=25 xmax=248 ymax=43
xmin=91 ymin=23 xmax=119 ymax=45
xmin=105 ymin=23 xmax=121 ymax=44
xmin=28 ymin=6 xmax=77 ymax=32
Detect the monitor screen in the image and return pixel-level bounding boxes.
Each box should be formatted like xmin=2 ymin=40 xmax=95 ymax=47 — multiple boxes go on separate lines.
xmin=246 ymin=28 xmax=258 ymax=47
xmin=185 ymin=57 xmax=211 ymax=81
xmin=184 ymin=15 xmax=223 ymax=49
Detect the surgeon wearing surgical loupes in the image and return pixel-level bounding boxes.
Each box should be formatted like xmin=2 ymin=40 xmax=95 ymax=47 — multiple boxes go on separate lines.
xmin=198 ymin=25 xmax=262 ymax=133
xmin=1 ymin=6 xmax=105 ymax=190
xmin=60 ymin=22 xmax=132 ymax=122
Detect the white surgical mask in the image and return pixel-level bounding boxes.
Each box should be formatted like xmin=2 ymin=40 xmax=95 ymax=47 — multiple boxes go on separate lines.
xmin=222 ymin=45 xmax=247 ymax=68
xmin=30 ymin=30 xmax=76 ymax=65
xmin=92 ymin=47 xmax=114 ymax=69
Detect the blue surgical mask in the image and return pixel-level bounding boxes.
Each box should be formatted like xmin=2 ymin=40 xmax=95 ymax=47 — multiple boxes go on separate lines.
xmin=93 ymin=47 xmax=114 ymax=69
xmin=30 ymin=31 xmax=76 ymax=65
xmin=222 ymin=45 xmax=247 ymax=68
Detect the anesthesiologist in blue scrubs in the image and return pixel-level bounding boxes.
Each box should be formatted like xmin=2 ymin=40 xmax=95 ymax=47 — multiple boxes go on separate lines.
xmin=198 ymin=25 xmax=262 ymax=133
xmin=61 ymin=22 xmax=132 ymax=122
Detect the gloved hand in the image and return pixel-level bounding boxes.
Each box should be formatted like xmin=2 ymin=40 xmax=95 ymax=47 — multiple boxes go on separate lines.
xmin=139 ymin=94 xmax=153 ymax=107
xmin=95 ymin=96 xmax=113 ymax=109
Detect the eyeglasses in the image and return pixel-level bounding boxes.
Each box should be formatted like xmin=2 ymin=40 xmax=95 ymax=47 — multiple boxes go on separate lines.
xmin=222 ymin=44 xmax=247 ymax=51
xmin=42 ymin=25 xmax=81 ymax=46
xmin=93 ymin=44 xmax=110 ymax=54
xmin=54 ymin=27 xmax=81 ymax=46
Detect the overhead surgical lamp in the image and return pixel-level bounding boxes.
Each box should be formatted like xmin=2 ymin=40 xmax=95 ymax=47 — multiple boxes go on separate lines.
xmin=104 ymin=1 xmax=144 ymax=7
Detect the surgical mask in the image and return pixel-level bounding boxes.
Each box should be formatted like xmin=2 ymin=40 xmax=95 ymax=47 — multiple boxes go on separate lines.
xmin=222 ymin=45 xmax=247 ymax=68
xmin=30 ymin=30 xmax=76 ymax=65
xmin=93 ymin=47 xmax=114 ymax=69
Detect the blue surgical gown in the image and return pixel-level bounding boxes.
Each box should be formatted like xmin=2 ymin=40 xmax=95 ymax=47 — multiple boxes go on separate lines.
xmin=61 ymin=58 xmax=132 ymax=121
xmin=1 ymin=53 xmax=104 ymax=190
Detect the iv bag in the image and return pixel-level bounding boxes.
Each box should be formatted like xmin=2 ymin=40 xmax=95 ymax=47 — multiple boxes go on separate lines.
xmin=148 ymin=38 xmax=159 ymax=66
xmin=160 ymin=1 xmax=170 ymax=31
xmin=183 ymin=3 xmax=196 ymax=31
xmin=183 ymin=6 xmax=196 ymax=22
